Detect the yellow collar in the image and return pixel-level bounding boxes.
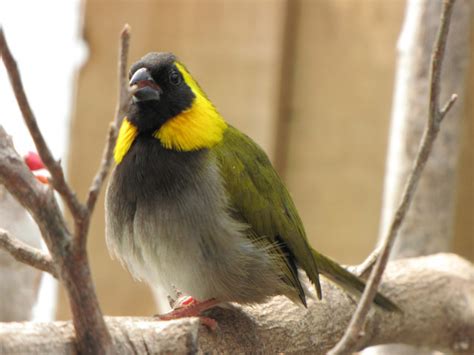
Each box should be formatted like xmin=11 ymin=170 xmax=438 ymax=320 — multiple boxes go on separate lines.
xmin=154 ymin=62 xmax=227 ymax=151
xmin=114 ymin=118 xmax=138 ymax=164
xmin=114 ymin=62 xmax=227 ymax=164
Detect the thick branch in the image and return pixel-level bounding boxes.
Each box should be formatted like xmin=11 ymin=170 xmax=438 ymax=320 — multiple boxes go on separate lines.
xmin=0 ymin=229 xmax=57 ymax=278
xmin=0 ymin=127 xmax=70 ymax=252
xmin=0 ymin=254 xmax=472 ymax=354
xmin=0 ymin=127 xmax=110 ymax=353
xmin=329 ymin=1 xmax=458 ymax=353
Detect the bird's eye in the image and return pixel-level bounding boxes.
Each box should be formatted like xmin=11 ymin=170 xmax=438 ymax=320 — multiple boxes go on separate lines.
xmin=169 ymin=71 xmax=181 ymax=85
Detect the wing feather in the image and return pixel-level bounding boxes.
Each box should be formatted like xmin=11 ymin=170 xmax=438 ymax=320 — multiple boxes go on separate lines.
xmin=212 ymin=126 xmax=322 ymax=301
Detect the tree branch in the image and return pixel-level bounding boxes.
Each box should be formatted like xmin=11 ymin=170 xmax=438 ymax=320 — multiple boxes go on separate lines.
xmin=0 ymin=229 xmax=57 ymax=278
xmin=351 ymin=246 xmax=381 ymax=279
xmin=0 ymin=125 xmax=112 ymax=353
xmin=0 ymin=254 xmax=472 ymax=354
xmin=371 ymin=1 xmax=470 ymax=353
xmin=85 ymin=25 xmax=132 ymax=215
xmin=115 ymin=24 xmax=135 ymax=128
xmin=0 ymin=28 xmax=84 ymax=222
xmin=0 ymin=127 xmax=68 ymax=252
xmin=85 ymin=124 xmax=117 ymax=215
xmin=329 ymin=1 xmax=458 ymax=353
xmin=0 ymin=26 xmax=126 ymax=353
xmin=428 ymin=1 xmax=457 ymax=127
xmin=82 ymin=25 xmax=134 ymax=252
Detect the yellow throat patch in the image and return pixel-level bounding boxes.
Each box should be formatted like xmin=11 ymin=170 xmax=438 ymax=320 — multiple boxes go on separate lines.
xmin=114 ymin=118 xmax=138 ymax=164
xmin=114 ymin=61 xmax=227 ymax=164
xmin=154 ymin=62 xmax=227 ymax=151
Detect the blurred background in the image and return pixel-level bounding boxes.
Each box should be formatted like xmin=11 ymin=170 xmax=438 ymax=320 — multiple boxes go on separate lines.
xmin=1 ymin=0 xmax=472 ymax=321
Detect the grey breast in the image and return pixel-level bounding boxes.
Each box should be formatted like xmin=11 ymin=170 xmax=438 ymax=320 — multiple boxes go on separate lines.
xmin=105 ymin=135 xmax=289 ymax=303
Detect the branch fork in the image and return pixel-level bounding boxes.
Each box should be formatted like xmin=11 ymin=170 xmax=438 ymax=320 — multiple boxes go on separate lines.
xmin=0 ymin=24 xmax=133 ymax=354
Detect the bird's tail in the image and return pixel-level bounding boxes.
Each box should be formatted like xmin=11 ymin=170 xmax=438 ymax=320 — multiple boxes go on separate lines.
xmin=312 ymin=248 xmax=400 ymax=312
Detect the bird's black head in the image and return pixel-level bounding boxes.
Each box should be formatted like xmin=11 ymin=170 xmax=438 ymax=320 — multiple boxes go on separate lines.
xmin=128 ymin=52 xmax=195 ymax=133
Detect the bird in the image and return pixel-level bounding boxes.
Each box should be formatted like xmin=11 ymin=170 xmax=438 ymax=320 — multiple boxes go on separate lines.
xmin=105 ymin=52 xmax=398 ymax=322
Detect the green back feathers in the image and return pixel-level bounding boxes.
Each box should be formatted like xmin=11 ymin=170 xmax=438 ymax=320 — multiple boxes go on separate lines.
xmin=213 ymin=126 xmax=322 ymax=302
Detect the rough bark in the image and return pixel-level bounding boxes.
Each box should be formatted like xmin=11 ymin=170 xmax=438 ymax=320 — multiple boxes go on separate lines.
xmin=0 ymin=126 xmax=111 ymax=354
xmin=0 ymin=254 xmax=473 ymax=354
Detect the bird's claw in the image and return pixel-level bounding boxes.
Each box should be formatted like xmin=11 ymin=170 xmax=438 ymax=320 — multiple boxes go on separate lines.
xmin=156 ymin=297 xmax=219 ymax=331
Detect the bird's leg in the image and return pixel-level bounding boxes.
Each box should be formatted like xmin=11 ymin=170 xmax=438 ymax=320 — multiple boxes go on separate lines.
xmin=157 ymin=297 xmax=220 ymax=330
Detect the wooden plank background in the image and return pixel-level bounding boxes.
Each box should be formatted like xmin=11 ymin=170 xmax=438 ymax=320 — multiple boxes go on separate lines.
xmin=60 ymin=0 xmax=473 ymax=319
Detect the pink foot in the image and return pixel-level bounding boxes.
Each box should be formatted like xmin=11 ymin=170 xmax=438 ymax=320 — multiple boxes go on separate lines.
xmin=158 ymin=297 xmax=219 ymax=330
xmin=174 ymin=295 xmax=198 ymax=308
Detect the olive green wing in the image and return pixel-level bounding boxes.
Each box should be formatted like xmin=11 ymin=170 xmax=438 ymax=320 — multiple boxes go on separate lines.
xmin=213 ymin=125 xmax=322 ymax=302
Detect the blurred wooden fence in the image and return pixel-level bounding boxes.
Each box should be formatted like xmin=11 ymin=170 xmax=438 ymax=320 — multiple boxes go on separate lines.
xmin=61 ymin=0 xmax=473 ymax=319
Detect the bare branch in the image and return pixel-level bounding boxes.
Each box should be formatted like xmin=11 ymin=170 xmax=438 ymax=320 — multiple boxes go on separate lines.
xmin=85 ymin=124 xmax=116 ymax=213
xmin=440 ymin=92 xmax=458 ymax=118
xmin=1 ymin=254 xmax=472 ymax=354
xmin=428 ymin=0 xmax=457 ymax=127
xmin=351 ymin=246 xmax=381 ymax=279
xmin=85 ymin=24 xmax=132 ymax=216
xmin=0 ymin=126 xmax=69 ymax=250
xmin=329 ymin=1 xmax=458 ymax=353
xmin=0 ymin=28 xmax=85 ymax=221
xmin=0 ymin=229 xmax=57 ymax=278
xmin=115 ymin=24 xmax=134 ymax=127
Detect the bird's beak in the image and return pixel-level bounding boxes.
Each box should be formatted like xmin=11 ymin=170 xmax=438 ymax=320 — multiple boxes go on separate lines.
xmin=130 ymin=68 xmax=162 ymax=102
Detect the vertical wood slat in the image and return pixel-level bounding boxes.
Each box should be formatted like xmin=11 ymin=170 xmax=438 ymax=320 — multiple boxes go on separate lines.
xmin=284 ymin=0 xmax=405 ymax=264
xmin=273 ymin=0 xmax=299 ymax=174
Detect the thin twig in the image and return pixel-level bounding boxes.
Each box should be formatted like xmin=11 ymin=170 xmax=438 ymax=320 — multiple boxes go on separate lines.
xmin=0 ymin=28 xmax=85 ymax=221
xmin=85 ymin=123 xmax=117 ymax=213
xmin=85 ymin=25 xmax=131 ymax=211
xmin=82 ymin=25 xmax=132 ymax=249
xmin=116 ymin=24 xmax=134 ymax=127
xmin=0 ymin=229 xmax=58 ymax=278
xmin=328 ymin=1 xmax=458 ymax=353
xmin=352 ymin=246 xmax=382 ymax=279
